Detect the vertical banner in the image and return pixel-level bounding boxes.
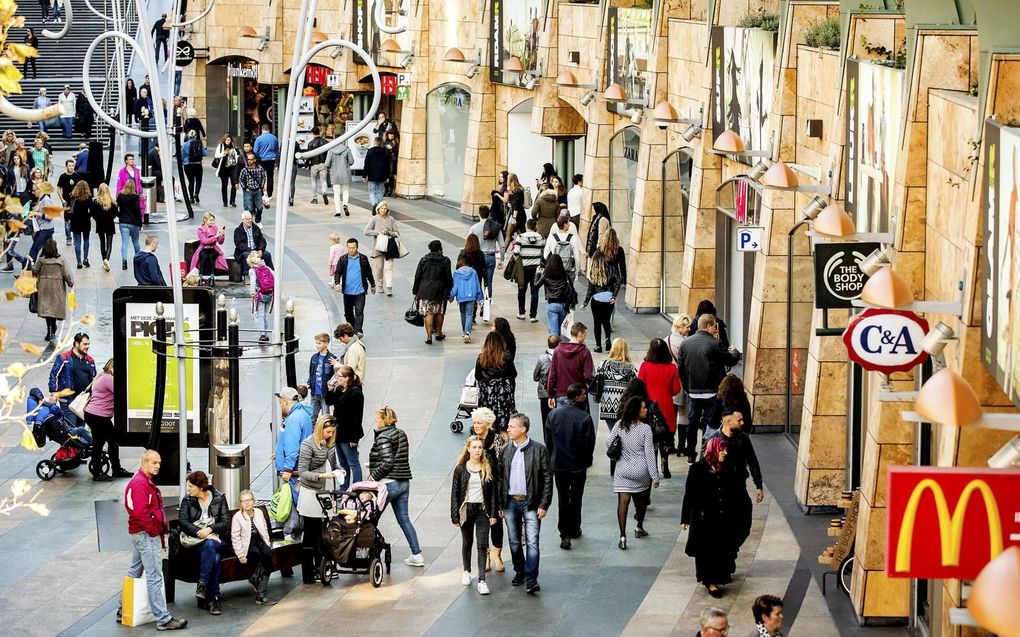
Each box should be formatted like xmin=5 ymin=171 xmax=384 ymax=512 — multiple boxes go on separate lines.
xmin=354 ymin=0 xmax=369 ymax=57
xmin=606 ymin=7 xmax=617 ymax=87
xmin=844 ymin=59 xmax=858 ymax=217
xmin=710 ymin=26 xmax=725 ymax=139
xmin=982 ymin=120 xmax=1020 ymax=408
xmin=489 ymin=0 xmax=547 ymax=86
xmin=490 ymin=0 xmax=504 ymax=83
xmin=709 ymin=26 xmax=775 ymax=158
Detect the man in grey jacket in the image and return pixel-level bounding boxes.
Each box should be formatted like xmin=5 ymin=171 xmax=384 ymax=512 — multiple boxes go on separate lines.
xmin=532 ymin=334 xmax=560 ymax=444
xmin=678 ymin=314 xmax=741 ymax=463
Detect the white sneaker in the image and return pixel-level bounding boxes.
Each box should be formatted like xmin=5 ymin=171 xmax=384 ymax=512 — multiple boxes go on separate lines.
xmin=477 ymin=581 xmax=489 ymax=595
xmin=404 ymin=553 xmax=425 ymax=567
xmin=529 ymin=317 xmax=539 ymax=323
xmin=463 ymin=334 xmax=471 ymax=343
xmin=461 ymin=571 xmax=472 ymax=586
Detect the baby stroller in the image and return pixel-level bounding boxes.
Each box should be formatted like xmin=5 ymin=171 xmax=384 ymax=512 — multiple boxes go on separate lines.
xmin=27 ymin=388 xmax=106 ymax=481
xmin=450 ymin=368 xmax=478 ymax=433
xmin=316 ymin=481 xmax=392 ymax=587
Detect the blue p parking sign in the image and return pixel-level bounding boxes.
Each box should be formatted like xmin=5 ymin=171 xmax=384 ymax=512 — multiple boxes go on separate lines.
xmin=736 ymin=226 xmax=764 ymax=252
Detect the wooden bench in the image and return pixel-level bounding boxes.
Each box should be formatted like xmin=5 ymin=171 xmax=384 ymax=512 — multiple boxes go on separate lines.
xmin=183 ymin=240 xmax=243 ymax=283
xmin=162 ymin=504 xmax=302 ymax=603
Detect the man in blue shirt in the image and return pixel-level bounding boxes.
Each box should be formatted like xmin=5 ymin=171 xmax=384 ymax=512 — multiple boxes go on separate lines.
xmin=252 ymin=124 xmax=280 ymax=199
xmin=332 ymin=238 xmax=376 ymax=337
xmin=307 ymin=334 xmax=335 ymax=421
xmin=274 ymin=386 xmax=312 ymax=540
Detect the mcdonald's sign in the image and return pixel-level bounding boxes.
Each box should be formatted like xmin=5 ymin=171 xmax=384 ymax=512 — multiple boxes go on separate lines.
xmin=886 ymin=467 xmax=1020 ymax=579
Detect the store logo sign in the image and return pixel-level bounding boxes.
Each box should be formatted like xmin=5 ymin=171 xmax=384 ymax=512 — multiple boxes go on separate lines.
xmin=841 ymin=308 xmax=929 ymax=373
xmin=886 ymin=467 xmax=1020 ymax=579
xmin=814 ymin=242 xmax=878 ymax=309
xmin=227 ymin=63 xmax=259 ymax=80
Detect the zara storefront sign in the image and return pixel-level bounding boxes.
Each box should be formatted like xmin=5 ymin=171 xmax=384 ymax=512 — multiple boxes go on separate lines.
xmin=842 ymin=308 xmax=930 ymax=373
xmin=814 ymin=242 xmax=879 ymax=309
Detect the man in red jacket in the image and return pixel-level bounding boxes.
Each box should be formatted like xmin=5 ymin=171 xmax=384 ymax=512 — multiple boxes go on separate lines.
xmin=546 ymin=322 xmax=594 ymax=410
xmin=120 ymin=450 xmax=187 ymax=630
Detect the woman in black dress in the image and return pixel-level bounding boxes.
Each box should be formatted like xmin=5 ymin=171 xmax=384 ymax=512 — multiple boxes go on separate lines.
xmin=681 ymin=436 xmax=739 ymax=598
xmin=474 ymin=332 xmax=517 ymax=430
xmin=124 ymin=79 xmax=138 ymax=125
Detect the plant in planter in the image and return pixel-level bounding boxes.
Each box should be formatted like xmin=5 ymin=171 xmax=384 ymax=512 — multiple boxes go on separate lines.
xmin=859 ymin=36 xmax=906 ymax=69
xmin=804 ymin=17 xmax=840 ymax=50
xmin=737 ymin=8 xmax=780 ymax=32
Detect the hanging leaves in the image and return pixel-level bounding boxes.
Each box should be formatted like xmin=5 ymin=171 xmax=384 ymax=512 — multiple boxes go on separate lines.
xmin=19 ymin=342 xmax=42 ymax=356
xmin=12 ymin=271 xmax=35 ymax=296
xmin=20 ymin=428 xmax=37 ymax=450
xmin=0 ymin=59 xmax=23 ymax=95
xmin=6 ymin=361 xmax=26 ymax=378
xmin=67 ymin=290 xmax=76 ymax=310
xmin=80 ymin=313 xmax=95 ymax=326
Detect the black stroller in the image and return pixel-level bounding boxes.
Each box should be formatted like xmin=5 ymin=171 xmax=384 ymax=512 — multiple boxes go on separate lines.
xmin=316 ymin=481 xmax=392 ymax=588
xmin=27 ymin=388 xmax=107 ymax=481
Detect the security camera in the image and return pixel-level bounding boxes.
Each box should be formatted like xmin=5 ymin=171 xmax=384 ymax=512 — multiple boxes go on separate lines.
xmin=630 ymin=111 xmax=642 ymax=125
xmin=524 ymin=76 xmax=537 ymax=91
xmin=466 ymin=64 xmax=478 ymax=78
xmin=988 ymin=436 xmax=1020 ymax=468
xmin=747 ymin=160 xmax=769 ymax=181
xmin=580 ymin=90 xmax=595 ymax=106
xmin=859 ymin=248 xmax=891 ymax=276
xmin=801 ymin=195 xmax=827 ymax=220
xmin=330 ymin=47 xmax=342 ymax=59
xmin=681 ymin=124 xmax=701 ymax=142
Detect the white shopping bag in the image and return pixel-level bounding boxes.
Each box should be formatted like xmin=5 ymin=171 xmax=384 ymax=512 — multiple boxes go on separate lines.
xmin=480 ymin=296 xmax=491 ymax=322
xmin=374 ymin=234 xmax=390 ymax=254
xmin=121 ymin=576 xmax=156 ymax=626
xmin=561 ymin=311 xmax=574 ymax=336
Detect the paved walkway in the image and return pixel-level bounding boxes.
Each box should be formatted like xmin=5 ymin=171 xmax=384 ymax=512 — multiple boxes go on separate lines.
xmin=0 ymin=158 xmax=860 ymax=636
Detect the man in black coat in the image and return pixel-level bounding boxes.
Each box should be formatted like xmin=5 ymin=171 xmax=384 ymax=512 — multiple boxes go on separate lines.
xmin=546 ymin=383 xmax=595 ymax=549
xmin=678 ymin=314 xmax=741 ymax=463
xmin=363 ymin=138 xmax=391 ymax=210
xmin=233 ymin=211 xmax=274 ymax=278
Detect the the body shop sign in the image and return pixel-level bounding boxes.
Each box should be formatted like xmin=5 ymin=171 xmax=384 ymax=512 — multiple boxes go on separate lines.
xmin=886 ymin=466 xmax=1020 ymax=579
xmin=842 ymin=308 xmax=929 ymax=373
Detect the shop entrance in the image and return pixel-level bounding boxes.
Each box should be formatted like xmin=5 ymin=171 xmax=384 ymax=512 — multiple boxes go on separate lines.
xmin=660 ymin=148 xmax=694 ymax=321
xmin=426 ymin=83 xmax=471 ymax=208
xmin=609 ymin=126 xmax=640 ymax=262
xmin=206 ymin=57 xmax=273 ymax=145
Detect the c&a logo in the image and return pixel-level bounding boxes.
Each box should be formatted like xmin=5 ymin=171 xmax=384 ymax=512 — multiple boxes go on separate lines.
xmin=886 ymin=467 xmax=1020 ymax=580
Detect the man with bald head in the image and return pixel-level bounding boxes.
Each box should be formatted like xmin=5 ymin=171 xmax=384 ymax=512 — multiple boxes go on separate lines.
xmin=678 ymin=313 xmax=741 ymax=463
xmin=233 ymin=211 xmax=274 ymax=280
xmin=121 ymin=450 xmax=187 ymax=630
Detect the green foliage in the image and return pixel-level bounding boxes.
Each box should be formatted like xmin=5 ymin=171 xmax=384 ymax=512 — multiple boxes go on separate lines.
xmin=737 ymin=9 xmax=780 ymax=32
xmin=804 ymin=17 xmax=840 ymax=50
xmin=859 ymin=35 xmax=906 ymax=69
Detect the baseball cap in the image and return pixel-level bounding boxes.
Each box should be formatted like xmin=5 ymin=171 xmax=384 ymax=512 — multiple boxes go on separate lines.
xmin=275 ymin=387 xmax=300 ymax=401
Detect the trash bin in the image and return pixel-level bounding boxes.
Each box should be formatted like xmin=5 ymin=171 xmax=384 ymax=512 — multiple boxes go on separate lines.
xmin=141 ymin=175 xmax=157 ymax=220
xmin=212 ymin=444 xmax=250 ymax=509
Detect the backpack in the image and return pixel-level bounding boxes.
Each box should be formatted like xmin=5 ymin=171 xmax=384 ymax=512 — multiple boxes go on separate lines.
xmin=188 ymin=140 xmax=203 ymax=163
xmin=482 ymin=218 xmax=502 ymax=241
xmin=254 ymin=264 xmax=274 ymax=294
xmin=555 ymin=233 xmax=575 ymax=272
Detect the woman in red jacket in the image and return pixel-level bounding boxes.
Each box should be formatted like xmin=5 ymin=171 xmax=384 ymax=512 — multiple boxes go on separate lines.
xmin=638 ymin=338 xmax=681 ymax=478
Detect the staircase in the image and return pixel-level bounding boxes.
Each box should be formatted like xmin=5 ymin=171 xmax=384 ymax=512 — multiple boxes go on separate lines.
xmin=2 ymin=0 xmax=135 ymax=151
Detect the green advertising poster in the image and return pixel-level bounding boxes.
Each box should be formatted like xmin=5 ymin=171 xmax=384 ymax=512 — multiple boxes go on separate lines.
xmin=125 ymin=302 xmax=200 ymax=434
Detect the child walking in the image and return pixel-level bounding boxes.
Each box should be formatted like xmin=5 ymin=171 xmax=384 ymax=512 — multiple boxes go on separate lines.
xmin=327 ymin=232 xmax=343 ymax=281
xmin=449 ymin=251 xmax=484 ymax=343
xmin=450 ymin=435 xmax=497 ymax=595
xmin=248 ymin=251 xmax=274 ymax=343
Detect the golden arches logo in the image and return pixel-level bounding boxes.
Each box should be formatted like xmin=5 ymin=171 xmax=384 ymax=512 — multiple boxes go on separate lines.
xmin=894 ymin=479 xmax=1004 ymax=573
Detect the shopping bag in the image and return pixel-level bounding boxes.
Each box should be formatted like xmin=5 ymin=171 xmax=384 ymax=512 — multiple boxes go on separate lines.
xmin=269 ymin=480 xmax=293 ymax=523
xmin=480 ymin=296 xmax=491 ymax=322
xmin=561 ymin=311 xmax=574 ymax=336
xmin=121 ymin=576 xmax=156 ymax=626
xmin=374 ymin=234 xmax=389 ymax=254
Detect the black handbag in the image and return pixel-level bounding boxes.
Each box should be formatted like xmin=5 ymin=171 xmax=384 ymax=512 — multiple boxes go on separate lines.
xmin=647 ymin=403 xmax=672 ymax=444
xmin=385 ymin=236 xmax=401 ymax=259
xmin=28 ymin=291 xmax=38 ymax=314
xmin=404 ymin=299 xmax=424 ymax=327
xmin=606 ymin=434 xmax=622 ymax=460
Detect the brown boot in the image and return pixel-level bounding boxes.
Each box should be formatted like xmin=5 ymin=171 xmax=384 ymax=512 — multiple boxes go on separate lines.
xmin=489 ymin=547 xmax=505 ymax=572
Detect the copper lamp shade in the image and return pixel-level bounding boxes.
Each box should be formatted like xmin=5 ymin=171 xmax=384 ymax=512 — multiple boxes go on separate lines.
xmin=504 ymin=56 xmax=525 ymax=72
xmin=813 ymin=204 xmax=855 ymax=237
xmin=651 ymin=100 xmax=679 ymax=122
xmin=603 ymin=82 xmax=628 ymax=102
xmin=238 ymin=25 xmax=258 ymax=38
xmin=444 ymin=47 xmax=466 ymax=62
xmin=311 ymin=31 xmax=328 ymax=44
xmin=969 ymin=547 xmax=1020 ymax=637
xmin=380 ymin=38 xmax=401 ymax=53
xmin=760 ymin=161 xmax=799 ymax=188
xmin=913 ymin=368 xmax=984 ymax=428
xmin=713 ymin=129 xmax=745 ymax=154
xmin=556 ymin=69 xmax=579 ymax=85
xmin=859 ymin=266 xmax=914 ymax=308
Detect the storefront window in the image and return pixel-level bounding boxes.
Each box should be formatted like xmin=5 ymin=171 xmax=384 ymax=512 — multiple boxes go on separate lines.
xmin=205 ymin=57 xmax=271 ymax=144
xmin=661 ymin=148 xmax=693 ymax=320
xmin=609 ymin=126 xmax=640 ymax=261
xmin=426 ymin=83 xmax=471 ymax=207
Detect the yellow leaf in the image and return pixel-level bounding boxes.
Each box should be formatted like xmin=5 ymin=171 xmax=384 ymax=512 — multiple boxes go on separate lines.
xmin=11 ymin=478 xmax=30 ymax=498
xmin=80 ymin=313 xmax=95 ymax=326
xmin=42 ymin=205 xmax=66 ymax=219
xmin=6 ymin=218 xmax=26 ymax=230
xmin=6 ymin=44 xmax=37 ymax=64
xmin=54 ymin=388 xmax=75 ymax=398
xmin=20 ymin=429 xmax=38 ymax=451
xmin=13 ymin=271 xmax=36 ymax=296
xmin=19 ymin=342 xmax=42 ymax=356
xmin=7 ymin=361 xmax=26 ymax=378
xmin=0 ymin=61 xmax=23 ymax=95
xmin=25 ymin=503 xmax=49 ymax=516
xmin=11 ymin=15 xmax=24 ymax=27
xmin=4 ymin=291 xmax=14 ymax=301
xmin=67 ymin=290 xmax=76 ymax=310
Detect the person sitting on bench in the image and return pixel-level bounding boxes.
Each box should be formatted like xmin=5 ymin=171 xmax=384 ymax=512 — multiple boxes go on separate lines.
xmin=233 ymin=211 xmax=274 ymax=280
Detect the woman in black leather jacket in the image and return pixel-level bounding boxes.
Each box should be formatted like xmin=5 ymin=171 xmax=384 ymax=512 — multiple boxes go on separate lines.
xmin=533 ymin=253 xmax=577 ymax=338
xmin=450 ymin=435 xmax=498 ymax=594
xmin=368 ymin=407 xmax=424 ymax=566
xmin=179 ymin=470 xmax=230 ymax=614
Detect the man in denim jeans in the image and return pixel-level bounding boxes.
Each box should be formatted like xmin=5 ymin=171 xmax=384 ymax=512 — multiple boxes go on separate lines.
xmin=499 ymin=413 xmax=553 ymax=594
xmin=120 ymin=450 xmax=187 ymax=630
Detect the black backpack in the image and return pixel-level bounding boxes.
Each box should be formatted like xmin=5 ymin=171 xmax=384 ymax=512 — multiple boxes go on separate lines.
xmin=482 ymin=218 xmax=502 ymax=241
xmin=188 ymin=140 xmax=203 ymax=163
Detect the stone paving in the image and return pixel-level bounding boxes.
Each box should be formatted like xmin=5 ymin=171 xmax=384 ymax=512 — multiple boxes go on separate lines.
xmin=0 ymin=158 xmax=857 ymax=636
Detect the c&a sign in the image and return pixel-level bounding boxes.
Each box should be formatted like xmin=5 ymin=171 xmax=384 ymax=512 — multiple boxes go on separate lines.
xmin=842 ymin=308 xmax=929 ymax=373
xmin=886 ymin=467 xmax=1020 ymax=579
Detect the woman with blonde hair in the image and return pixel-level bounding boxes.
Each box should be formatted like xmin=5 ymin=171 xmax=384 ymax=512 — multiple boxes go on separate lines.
xmin=593 ymin=337 xmax=638 ymax=434
xmin=451 ymin=435 xmax=497 ymax=595
xmin=502 ymin=172 xmax=527 ymax=246
xmin=470 ymin=406 xmax=506 ymax=571
xmin=189 ymin=212 xmax=227 ymax=287
xmin=92 ymin=183 xmax=118 ymax=271
xmin=581 ymin=249 xmax=622 ymax=352
xmin=368 ymin=407 xmax=424 ymax=566
xmin=230 ymin=490 xmax=277 ymax=605
xmin=296 ymin=415 xmax=340 ymax=583
xmin=666 ymin=314 xmax=692 ymax=455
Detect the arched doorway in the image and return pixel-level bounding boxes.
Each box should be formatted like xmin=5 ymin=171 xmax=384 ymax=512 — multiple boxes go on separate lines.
xmin=609 ymin=126 xmax=640 ymax=259
xmin=206 ymin=56 xmax=271 ymax=143
xmin=507 ymin=99 xmax=552 ymax=181
xmin=660 ymin=147 xmax=694 ymax=320
xmin=426 ymin=83 xmax=471 ymax=207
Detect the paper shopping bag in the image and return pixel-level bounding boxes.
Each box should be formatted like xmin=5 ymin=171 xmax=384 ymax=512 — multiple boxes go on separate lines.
xmin=561 ymin=312 xmax=574 ymax=336
xmin=480 ymin=296 xmax=492 ymax=322
xmin=121 ymin=576 xmax=156 ymax=626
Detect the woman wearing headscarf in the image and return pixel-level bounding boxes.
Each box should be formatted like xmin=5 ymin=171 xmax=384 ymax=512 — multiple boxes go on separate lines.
xmin=681 ymin=436 xmax=739 ymax=598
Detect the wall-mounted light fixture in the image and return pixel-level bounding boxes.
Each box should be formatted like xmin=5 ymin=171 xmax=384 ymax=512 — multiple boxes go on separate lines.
xmin=603 ymin=82 xmax=628 ymax=102
xmin=580 ymin=90 xmax=596 ymax=106
xmin=852 ymin=248 xmax=964 ymax=314
xmin=650 ymin=101 xmax=702 ymax=127
xmin=504 ymin=56 xmax=525 ymax=73
xmin=802 ymin=196 xmax=827 ymax=219
xmin=311 ymin=31 xmax=328 ymax=45
xmin=466 ymin=64 xmax=479 ymax=78
xmin=710 ymin=129 xmax=772 ymax=158
xmin=681 ymin=124 xmax=702 ymax=142
xmin=380 ymin=38 xmax=401 ymax=53
xmin=238 ymin=25 xmax=271 ymax=52
xmin=444 ymin=47 xmax=480 ymax=64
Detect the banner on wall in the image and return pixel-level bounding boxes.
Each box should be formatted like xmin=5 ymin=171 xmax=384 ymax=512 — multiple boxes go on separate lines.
xmin=843 ymin=59 xmax=904 ymax=234
xmin=981 ymin=120 xmax=1020 ymax=409
xmin=489 ymin=0 xmax=547 ymax=86
xmin=709 ymin=25 xmax=776 ymax=164
xmin=353 ymin=0 xmax=411 ymax=68
xmin=885 ymin=466 xmax=1020 ymax=580
xmin=606 ymin=4 xmax=653 ymax=116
